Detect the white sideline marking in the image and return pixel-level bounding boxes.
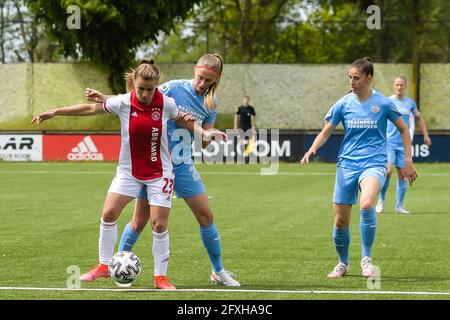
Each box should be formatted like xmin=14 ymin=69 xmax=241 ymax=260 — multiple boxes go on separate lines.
xmin=1 ymin=286 xmax=450 ymax=296
xmin=0 ymin=171 xmax=449 ymax=177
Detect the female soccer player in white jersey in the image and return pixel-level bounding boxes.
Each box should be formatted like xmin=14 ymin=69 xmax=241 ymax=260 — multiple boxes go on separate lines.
xmin=31 ymin=59 xmax=220 ymax=290
xmin=87 ymin=53 xmax=240 ymax=286
xmin=300 ymin=58 xmax=418 ymax=278
xmin=375 ymin=76 xmax=431 ymax=214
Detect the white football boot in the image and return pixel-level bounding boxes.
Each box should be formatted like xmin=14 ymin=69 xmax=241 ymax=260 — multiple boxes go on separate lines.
xmin=375 ymin=200 xmax=384 ymax=214
xmin=395 ymin=207 xmax=410 ymax=214
xmin=210 ymin=270 xmax=240 ymax=286
xmin=327 ymin=262 xmax=349 ymax=278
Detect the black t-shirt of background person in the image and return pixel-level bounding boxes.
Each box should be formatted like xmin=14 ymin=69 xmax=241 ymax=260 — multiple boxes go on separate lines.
xmin=236 ymin=105 xmax=256 ymax=131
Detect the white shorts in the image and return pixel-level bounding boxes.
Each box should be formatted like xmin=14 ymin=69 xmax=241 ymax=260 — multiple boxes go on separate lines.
xmin=107 ymin=173 xmax=174 ymax=208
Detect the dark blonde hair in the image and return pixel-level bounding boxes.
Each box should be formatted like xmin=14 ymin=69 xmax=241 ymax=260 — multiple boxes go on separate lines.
xmin=125 ymin=57 xmax=160 ymax=92
xmin=196 ymin=53 xmax=223 ymax=110
xmin=394 ymin=75 xmax=407 ymax=85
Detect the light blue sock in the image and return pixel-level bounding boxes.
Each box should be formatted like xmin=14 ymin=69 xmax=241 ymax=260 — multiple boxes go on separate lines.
xmin=118 ymin=223 xmax=141 ymax=252
xmin=380 ymin=175 xmax=391 ymax=201
xmin=396 ymin=178 xmax=407 ymax=208
xmin=360 ymin=208 xmax=377 ymax=258
xmin=333 ymin=226 xmax=350 ymax=265
xmin=200 ymin=224 xmax=223 ymax=273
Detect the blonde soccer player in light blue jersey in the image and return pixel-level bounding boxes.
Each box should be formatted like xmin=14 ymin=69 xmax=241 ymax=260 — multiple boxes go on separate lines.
xmin=375 ymin=76 xmax=431 ymax=214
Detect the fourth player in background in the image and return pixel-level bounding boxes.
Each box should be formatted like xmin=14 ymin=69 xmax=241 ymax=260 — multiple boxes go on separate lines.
xmin=375 ymin=76 xmax=431 ymax=215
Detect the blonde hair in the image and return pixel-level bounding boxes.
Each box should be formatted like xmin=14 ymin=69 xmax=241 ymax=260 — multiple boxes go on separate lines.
xmin=196 ymin=53 xmax=223 ymax=110
xmin=125 ymin=57 xmax=160 ymax=92
xmin=394 ymin=75 xmax=407 ymax=85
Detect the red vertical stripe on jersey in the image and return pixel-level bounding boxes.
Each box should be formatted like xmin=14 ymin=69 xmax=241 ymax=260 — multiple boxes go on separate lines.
xmin=128 ymin=90 xmax=164 ymax=180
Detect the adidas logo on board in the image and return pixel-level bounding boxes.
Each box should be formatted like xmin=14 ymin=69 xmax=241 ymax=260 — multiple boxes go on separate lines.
xmin=67 ymin=136 xmax=104 ymax=161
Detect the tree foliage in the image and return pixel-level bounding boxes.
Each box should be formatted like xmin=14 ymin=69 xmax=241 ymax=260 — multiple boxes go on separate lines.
xmin=27 ymin=0 xmax=203 ymax=92
xmin=320 ymin=0 xmax=450 ymax=62
xmin=147 ymin=0 xmax=301 ymax=63
xmin=0 ymin=0 xmax=50 ymax=63
xmin=147 ymin=0 xmax=450 ymax=65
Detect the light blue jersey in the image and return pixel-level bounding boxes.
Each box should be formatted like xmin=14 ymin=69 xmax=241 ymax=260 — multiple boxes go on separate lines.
xmin=158 ymin=79 xmax=217 ymax=198
xmin=325 ymin=90 xmax=401 ymax=171
xmin=387 ymin=95 xmax=418 ymax=149
xmin=159 ymin=79 xmax=217 ymax=167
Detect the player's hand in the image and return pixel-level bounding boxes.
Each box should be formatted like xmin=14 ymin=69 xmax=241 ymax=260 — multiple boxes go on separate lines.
xmin=204 ymin=129 xmax=227 ymax=142
xmin=424 ymin=135 xmax=432 ymax=146
xmin=31 ymin=110 xmax=55 ymax=124
xmin=85 ymin=88 xmax=105 ymax=103
xmin=403 ymin=159 xmax=418 ymax=185
xmin=179 ymin=111 xmax=196 ymax=122
xmin=300 ymin=149 xmax=316 ymax=165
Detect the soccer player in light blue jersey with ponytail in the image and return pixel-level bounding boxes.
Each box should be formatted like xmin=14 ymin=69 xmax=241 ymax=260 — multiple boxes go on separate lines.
xmin=375 ymin=76 xmax=431 ymax=214
xmin=301 ymin=58 xmax=418 ymax=278
xmin=88 ymin=54 xmax=240 ymax=287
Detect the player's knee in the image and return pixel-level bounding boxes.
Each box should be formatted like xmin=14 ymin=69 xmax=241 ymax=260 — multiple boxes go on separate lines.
xmin=334 ymin=218 xmax=349 ymax=229
xmin=101 ymin=210 xmax=118 ymax=223
xmin=198 ymin=215 xmax=214 ymax=226
xmin=152 ymin=221 xmax=167 ymax=233
xmin=359 ymin=200 xmax=373 ymax=210
xmin=195 ymin=210 xmax=214 ymax=226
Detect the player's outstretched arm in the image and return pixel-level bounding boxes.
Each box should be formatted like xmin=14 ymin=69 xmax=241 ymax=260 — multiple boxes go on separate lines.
xmin=300 ymin=122 xmax=335 ymax=165
xmin=31 ymin=103 xmax=104 ymax=124
xmin=395 ymin=117 xmax=418 ymax=185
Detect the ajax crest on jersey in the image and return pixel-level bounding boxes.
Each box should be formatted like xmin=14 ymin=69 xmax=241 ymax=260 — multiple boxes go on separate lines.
xmin=152 ymin=111 xmax=161 ymax=121
xmin=108 ymin=251 xmax=142 ymax=285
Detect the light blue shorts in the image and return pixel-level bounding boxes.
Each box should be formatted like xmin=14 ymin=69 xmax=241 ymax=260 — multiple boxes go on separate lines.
xmin=172 ymin=163 xmax=206 ymax=198
xmin=333 ymin=166 xmax=387 ymax=205
xmin=387 ymin=144 xmax=405 ymax=168
xmin=139 ymin=163 xmax=205 ymax=199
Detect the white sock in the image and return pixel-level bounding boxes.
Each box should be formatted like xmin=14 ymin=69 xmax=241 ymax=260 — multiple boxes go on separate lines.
xmin=153 ymin=230 xmax=170 ymax=276
xmin=99 ymin=218 xmax=118 ymax=265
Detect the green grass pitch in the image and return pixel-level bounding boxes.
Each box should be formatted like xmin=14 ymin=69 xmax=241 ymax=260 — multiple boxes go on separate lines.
xmin=1 ymin=162 xmax=449 ymax=300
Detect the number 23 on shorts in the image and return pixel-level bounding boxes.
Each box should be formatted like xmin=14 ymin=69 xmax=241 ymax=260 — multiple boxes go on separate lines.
xmin=162 ymin=178 xmax=174 ymax=194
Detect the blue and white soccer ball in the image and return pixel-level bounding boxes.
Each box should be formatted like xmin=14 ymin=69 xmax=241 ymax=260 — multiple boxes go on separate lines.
xmin=108 ymin=251 xmax=142 ymax=285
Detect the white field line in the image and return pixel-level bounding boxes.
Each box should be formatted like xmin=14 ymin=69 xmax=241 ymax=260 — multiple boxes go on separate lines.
xmin=1 ymin=286 xmax=450 ymax=296
xmin=0 ymin=171 xmax=449 ymax=177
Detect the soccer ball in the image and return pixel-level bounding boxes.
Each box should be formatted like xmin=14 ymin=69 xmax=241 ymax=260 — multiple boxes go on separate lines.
xmin=108 ymin=251 xmax=142 ymax=285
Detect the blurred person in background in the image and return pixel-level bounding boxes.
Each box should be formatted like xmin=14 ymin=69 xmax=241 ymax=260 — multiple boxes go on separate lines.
xmin=375 ymin=76 xmax=431 ymax=214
